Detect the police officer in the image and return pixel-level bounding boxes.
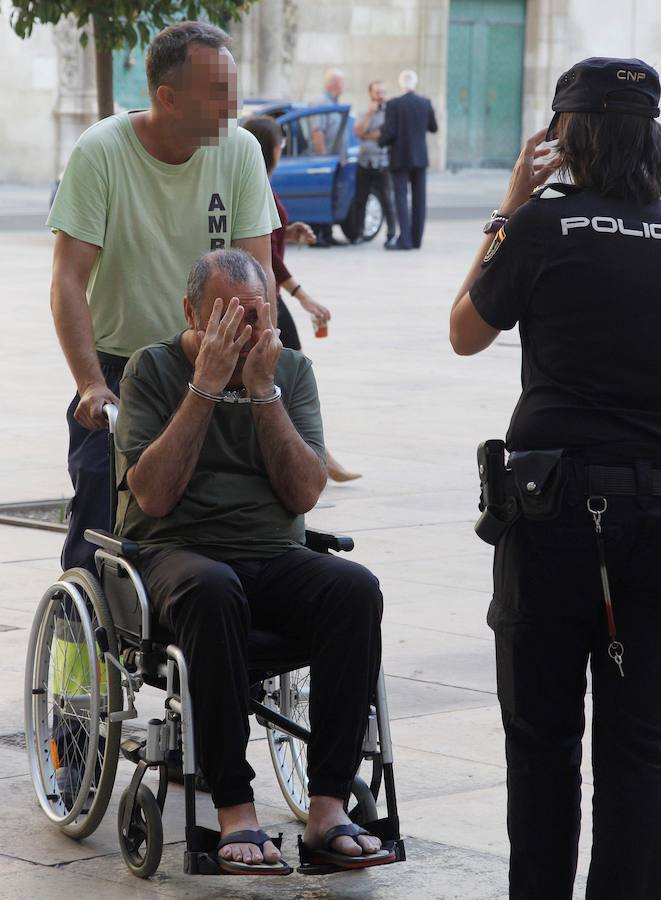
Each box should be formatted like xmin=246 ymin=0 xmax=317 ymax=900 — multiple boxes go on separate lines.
xmin=449 ymin=58 xmax=661 ymax=900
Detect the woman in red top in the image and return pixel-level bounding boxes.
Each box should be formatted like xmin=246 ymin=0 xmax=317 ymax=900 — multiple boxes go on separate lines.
xmin=244 ymin=116 xmax=360 ymax=482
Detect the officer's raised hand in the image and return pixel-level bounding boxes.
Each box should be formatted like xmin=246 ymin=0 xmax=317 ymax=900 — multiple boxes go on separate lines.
xmin=242 ymin=300 xmax=282 ymax=399
xmin=500 ymin=128 xmax=561 ymax=216
xmin=192 ymin=296 xmax=252 ymax=395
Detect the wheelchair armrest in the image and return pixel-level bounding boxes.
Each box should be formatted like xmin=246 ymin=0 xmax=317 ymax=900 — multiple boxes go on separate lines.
xmin=84 ymin=528 xmax=141 ymax=561
xmin=305 ymin=529 xmax=354 ymax=553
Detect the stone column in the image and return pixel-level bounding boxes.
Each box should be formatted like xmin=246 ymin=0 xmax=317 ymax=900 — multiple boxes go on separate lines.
xmin=232 ymin=0 xmax=297 ymax=101
xmin=522 ymin=0 xmax=570 ymax=138
xmin=52 ymin=16 xmax=97 ymax=176
xmin=417 ymin=0 xmax=449 ymax=171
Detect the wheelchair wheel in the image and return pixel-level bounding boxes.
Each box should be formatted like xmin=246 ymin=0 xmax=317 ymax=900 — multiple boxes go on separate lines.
xmin=265 ymin=668 xmax=310 ymax=822
xmin=117 ymin=784 xmax=163 ymax=879
xmin=24 ymin=568 xmax=122 ymax=839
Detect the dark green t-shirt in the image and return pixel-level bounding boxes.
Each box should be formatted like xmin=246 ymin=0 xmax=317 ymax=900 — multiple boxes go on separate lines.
xmin=114 ymin=333 xmax=325 ymax=559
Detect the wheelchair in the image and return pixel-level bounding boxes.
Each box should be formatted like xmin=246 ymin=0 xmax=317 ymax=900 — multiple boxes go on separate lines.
xmin=24 ymin=405 xmax=405 ymax=879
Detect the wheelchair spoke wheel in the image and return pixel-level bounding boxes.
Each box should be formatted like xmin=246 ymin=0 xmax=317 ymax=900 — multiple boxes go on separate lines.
xmin=24 ymin=568 xmax=122 ymax=839
xmin=265 ymin=668 xmax=310 ymax=822
xmin=117 ymin=784 xmax=163 ymax=879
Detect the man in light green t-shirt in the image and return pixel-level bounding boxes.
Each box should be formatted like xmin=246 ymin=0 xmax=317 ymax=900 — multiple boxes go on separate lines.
xmin=47 ymin=21 xmax=280 ymax=572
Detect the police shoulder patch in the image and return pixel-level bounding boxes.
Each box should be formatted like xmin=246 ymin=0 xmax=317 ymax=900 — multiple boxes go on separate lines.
xmin=483 ymin=226 xmax=506 ymax=264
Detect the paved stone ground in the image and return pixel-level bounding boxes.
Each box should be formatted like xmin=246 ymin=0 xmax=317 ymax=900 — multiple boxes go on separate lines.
xmin=0 ymin=173 xmax=592 ymax=898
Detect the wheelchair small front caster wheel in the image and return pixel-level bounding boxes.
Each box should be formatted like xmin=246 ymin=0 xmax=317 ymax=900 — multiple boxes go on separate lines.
xmin=117 ymin=784 xmax=163 ymax=878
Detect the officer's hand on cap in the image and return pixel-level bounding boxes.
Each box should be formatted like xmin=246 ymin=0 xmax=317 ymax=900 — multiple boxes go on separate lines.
xmin=500 ymin=129 xmax=561 ymax=216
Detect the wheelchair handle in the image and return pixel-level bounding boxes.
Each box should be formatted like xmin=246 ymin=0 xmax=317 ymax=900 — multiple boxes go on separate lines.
xmin=103 ymin=403 xmax=118 ymax=436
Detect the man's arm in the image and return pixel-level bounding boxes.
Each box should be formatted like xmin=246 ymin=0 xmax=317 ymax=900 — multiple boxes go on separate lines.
xmin=252 ymin=401 xmax=327 ymax=514
xmin=127 ymin=298 xmax=251 ymax=518
xmin=378 ymin=102 xmax=395 ymax=147
xmin=243 ymin=303 xmax=326 ymax=514
xmin=311 ymin=128 xmax=327 ymax=155
xmin=233 ymin=233 xmax=277 ymax=321
xmin=355 ymin=106 xmax=380 ymax=140
xmin=51 ymin=230 xmax=119 ymax=429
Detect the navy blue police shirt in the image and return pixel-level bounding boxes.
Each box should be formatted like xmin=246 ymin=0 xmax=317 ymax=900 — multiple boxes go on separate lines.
xmin=470 ymin=183 xmax=661 ymax=457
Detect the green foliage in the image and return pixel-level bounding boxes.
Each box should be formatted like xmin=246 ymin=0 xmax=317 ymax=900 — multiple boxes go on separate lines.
xmin=8 ymin=1 xmax=257 ymax=51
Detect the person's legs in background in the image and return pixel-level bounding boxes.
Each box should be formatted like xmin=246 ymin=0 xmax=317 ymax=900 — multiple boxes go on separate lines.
xmin=390 ymin=169 xmax=412 ymax=249
xmin=375 ymin=168 xmax=398 ymax=245
xmin=410 ymin=166 xmax=427 ymax=249
xmin=352 ymin=164 xmax=373 ymax=243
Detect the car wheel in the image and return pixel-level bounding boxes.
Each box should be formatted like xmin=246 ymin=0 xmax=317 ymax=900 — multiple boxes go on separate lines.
xmin=362 ymin=192 xmax=384 ymax=242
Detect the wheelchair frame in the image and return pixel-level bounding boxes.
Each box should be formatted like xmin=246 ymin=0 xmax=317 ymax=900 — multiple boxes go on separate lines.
xmin=25 ymin=403 xmax=406 ymax=878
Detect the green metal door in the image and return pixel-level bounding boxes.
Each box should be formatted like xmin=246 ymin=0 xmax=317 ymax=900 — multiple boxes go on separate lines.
xmin=113 ymin=44 xmax=150 ymax=111
xmin=447 ymin=0 xmax=525 ymax=169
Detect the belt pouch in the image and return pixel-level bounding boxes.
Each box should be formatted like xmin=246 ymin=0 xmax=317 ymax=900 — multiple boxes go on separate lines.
xmin=509 ymin=449 xmax=565 ymax=520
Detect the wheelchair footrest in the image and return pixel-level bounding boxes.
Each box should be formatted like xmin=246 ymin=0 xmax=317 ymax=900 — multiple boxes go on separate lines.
xmin=184 ymin=850 xmax=222 ymax=876
xmin=184 ymin=825 xmax=222 ymax=875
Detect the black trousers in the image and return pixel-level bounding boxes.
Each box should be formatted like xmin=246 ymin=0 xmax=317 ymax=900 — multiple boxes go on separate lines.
xmin=354 ymin=165 xmax=397 ymax=239
xmin=392 ymin=166 xmax=427 ymax=249
xmin=62 ymin=354 xmax=126 ymax=572
xmin=489 ymin=463 xmax=661 ymax=899
xmin=140 ymin=545 xmax=383 ymax=809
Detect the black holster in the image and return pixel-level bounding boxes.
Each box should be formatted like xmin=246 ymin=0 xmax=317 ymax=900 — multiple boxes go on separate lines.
xmin=474 ymin=442 xmax=566 ymax=545
xmin=474 ymin=440 xmax=519 ymax=545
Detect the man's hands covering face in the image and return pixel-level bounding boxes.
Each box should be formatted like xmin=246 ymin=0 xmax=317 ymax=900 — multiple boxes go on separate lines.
xmin=242 ymin=301 xmax=282 ymax=399
xmin=192 ymin=297 xmax=252 ymax=395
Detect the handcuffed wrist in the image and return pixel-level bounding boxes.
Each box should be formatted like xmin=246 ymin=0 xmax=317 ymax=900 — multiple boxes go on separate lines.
xmin=250 ymin=384 xmax=282 ymax=404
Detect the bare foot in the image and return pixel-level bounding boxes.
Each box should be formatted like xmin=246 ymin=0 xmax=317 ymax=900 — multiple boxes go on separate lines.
xmin=303 ymin=796 xmax=381 ymax=857
xmin=217 ymin=802 xmax=281 ymax=866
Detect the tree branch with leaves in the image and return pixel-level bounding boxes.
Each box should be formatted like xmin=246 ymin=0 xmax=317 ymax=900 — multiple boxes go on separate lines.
xmin=9 ymin=1 xmax=257 ymax=119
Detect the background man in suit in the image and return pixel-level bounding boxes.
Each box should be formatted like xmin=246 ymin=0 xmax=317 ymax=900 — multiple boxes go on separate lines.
xmin=378 ymin=69 xmax=438 ymax=250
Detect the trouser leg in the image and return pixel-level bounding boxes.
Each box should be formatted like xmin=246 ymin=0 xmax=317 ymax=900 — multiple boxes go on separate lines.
xmin=353 ymin=165 xmax=372 ymax=237
xmin=61 ymin=362 xmax=123 ymax=573
xmin=248 ymin=548 xmax=383 ymax=801
xmin=141 ymin=547 xmax=255 ymax=809
xmin=489 ymin=509 xmax=602 ymax=900
xmin=587 ymin=500 xmax=661 ymax=899
xmin=391 ymin=169 xmax=412 ymax=248
xmin=494 ymin=620 xmax=589 ymax=899
xmin=410 ymin=166 xmax=427 ymax=248
xmin=375 ymin=168 xmax=397 ymax=238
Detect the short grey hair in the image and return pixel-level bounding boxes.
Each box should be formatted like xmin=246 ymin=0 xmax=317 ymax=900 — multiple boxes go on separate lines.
xmin=398 ymin=69 xmax=418 ymax=91
xmin=186 ymin=249 xmax=268 ymax=315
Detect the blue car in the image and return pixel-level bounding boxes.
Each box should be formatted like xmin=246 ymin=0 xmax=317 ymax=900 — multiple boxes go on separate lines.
xmin=241 ymin=100 xmax=385 ymax=242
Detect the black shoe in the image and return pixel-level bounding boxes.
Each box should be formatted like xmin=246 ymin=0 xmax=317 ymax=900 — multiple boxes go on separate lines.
xmin=311 ymin=237 xmax=331 ymax=248
xmin=328 ymin=235 xmax=347 ymax=246
xmin=385 ymin=242 xmax=411 ymax=251
xmin=351 ymin=236 xmax=364 ymax=245
xmin=384 ymin=236 xmax=398 ymax=249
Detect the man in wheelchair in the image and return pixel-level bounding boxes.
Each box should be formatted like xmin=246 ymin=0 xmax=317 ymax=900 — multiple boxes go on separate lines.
xmin=113 ymin=247 xmax=392 ymax=875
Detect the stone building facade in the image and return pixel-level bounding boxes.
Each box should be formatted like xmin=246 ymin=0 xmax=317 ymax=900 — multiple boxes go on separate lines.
xmin=2 ymin=0 xmax=661 ymax=184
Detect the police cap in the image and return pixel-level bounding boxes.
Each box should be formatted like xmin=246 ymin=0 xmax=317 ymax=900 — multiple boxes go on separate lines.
xmin=546 ymin=57 xmax=660 ymax=140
